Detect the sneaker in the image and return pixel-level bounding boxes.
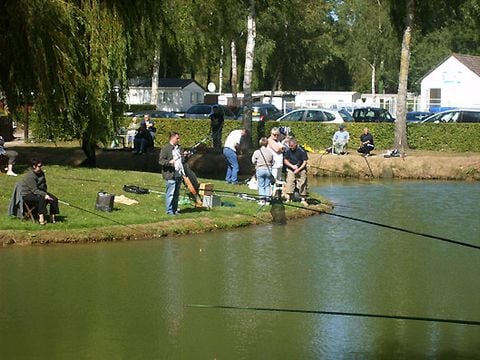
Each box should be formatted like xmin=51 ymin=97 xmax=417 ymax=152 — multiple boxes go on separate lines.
xmin=300 ymin=198 xmax=309 ymax=207
xmin=6 ymin=171 xmax=18 ymax=176
xmin=257 ymin=200 xmax=266 ymax=205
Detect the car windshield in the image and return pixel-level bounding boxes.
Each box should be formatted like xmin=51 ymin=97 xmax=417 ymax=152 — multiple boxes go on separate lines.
xmin=187 ymin=105 xmax=210 ymax=114
xmin=281 ymin=111 xmax=304 ymax=121
xmin=339 ymin=110 xmax=353 ymax=121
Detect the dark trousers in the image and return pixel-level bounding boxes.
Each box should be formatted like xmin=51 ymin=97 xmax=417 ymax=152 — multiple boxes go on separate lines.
xmin=23 ymin=192 xmax=60 ymax=216
xmin=212 ymin=127 xmax=222 ymax=150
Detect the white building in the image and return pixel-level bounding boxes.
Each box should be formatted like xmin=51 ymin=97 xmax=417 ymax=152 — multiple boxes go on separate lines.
xmin=294 ymin=91 xmax=361 ymax=110
xmin=419 ymin=53 xmax=480 ymax=111
xmin=126 ymin=78 xmax=204 ymax=112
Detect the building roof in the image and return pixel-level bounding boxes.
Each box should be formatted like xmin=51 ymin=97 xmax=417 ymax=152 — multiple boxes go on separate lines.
xmin=452 ymin=53 xmax=480 ymax=77
xmin=128 ymin=77 xmax=204 ymax=90
xmin=419 ymin=53 xmax=480 ymax=82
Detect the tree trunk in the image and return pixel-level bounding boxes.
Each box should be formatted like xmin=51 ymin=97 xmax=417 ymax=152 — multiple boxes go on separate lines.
xmin=23 ymin=103 xmax=29 ymax=142
xmin=242 ymin=0 xmax=256 ymax=148
xmin=151 ymin=47 xmax=160 ymax=109
xmin=81 ymin=137 xmax=97 ymax=167
xmin=231 ymin=40 xmax=238 ymax=107
xmin=219 ymin=42 xmax=224 ymax=94
xmin=395 ymin=0 xmax=415 ymax=153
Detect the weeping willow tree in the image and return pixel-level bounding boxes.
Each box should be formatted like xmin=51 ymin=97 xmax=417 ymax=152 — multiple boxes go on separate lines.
xmin=0 ymin=0 xmax=157 ymax=166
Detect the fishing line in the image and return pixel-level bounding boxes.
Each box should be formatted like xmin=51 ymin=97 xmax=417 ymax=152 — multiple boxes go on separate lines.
xmin=187 ymin=304 xmax=480 ymax=327
xmin=58 ymin=199 xmax=136 ymax=229
xmin=282 ymin=202 xmax=480 ymax=251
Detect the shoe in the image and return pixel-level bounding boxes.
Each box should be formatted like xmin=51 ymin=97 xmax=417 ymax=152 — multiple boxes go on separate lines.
xmin=39 ymin=221 xmax=47 ymax=225
xmin=6 ymin=171 xmax=18 ymax=176
xmin=257 ymin=200 xmax=266 ymax=205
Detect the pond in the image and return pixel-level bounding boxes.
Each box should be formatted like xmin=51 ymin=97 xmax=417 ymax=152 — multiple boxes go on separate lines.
xmin=0 ymin=179 xmax=479 ymax=359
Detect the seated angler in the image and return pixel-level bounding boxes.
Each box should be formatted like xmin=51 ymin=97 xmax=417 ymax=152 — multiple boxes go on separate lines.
xmin=21 ymin=159 xmax=60 ymax=225
xmin=332 ymin=124 xmax=350 ymax=155
xmin=357 ymin=127 xmax=375 ymax=156
xmin=133 ymin=122 xmax=154 ymax=154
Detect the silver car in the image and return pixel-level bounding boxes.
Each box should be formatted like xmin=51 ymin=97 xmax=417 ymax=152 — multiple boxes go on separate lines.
xmin=276 ymin=108 xmax=353 ymax=123
xmin=421 ymin=109 xmax=480 ymax=123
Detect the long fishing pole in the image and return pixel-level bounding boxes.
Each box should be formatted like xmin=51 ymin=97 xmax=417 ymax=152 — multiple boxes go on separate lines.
xmin=363 ymin=155 xmax=375 ymax=177
xmin=282 ymin=202 xmax=480 ymax=251
xmin=58 ymin=199 xmax=136 ymax=229
xmin=187 ymin=304 xmax=480 ymax=327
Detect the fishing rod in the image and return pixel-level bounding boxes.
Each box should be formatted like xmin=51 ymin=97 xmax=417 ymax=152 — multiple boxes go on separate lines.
xmin=362 ymin=155 xmax=375 ymax=178
xmin=58 ymin=199 xmax=136 ymax=229
xmin=281 ymin=201 xmax=480 ymax=251
xmin=119 ymin=183 xmax=479 ymax=251
xmin=187 ymin=304 xmax=480 ymax=327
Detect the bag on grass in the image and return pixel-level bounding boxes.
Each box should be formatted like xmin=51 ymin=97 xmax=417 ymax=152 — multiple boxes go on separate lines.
xmin=123 ymin=184 xmax=149 ymax=194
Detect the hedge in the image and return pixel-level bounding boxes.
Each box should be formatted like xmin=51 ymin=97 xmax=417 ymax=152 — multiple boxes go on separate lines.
xmin=148 ymin=119 xmax=480 ymax=152
xmin=26 ymin=113 xmax=480 ymax=152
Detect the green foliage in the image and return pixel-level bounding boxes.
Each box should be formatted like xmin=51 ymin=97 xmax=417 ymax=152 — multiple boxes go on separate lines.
xmin=142 ymin=119 xmax=480 ymax=153
xmin=407 ymin=123 xmax=480 ymax=152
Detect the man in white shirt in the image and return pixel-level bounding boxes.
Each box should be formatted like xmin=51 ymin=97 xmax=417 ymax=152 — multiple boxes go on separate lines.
xmin=332 ymin=124 xmax=350 ymax=155
xmin=223 ymin=128 xmax=247 ymax=184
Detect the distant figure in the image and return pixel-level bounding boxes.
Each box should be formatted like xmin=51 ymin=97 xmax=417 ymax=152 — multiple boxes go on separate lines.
xmin=0 ymin=135 xmax=18 ymax=176
xmin=158 ymin=132 xmax=183 ymax=215
xmin=126 ymin=116 xmax=138 ymax=148
xmin=283 ymin=137 xmax=308 ymax=206
xmin=133 ymin=122 xmax=153 ymax=154
xmin=223 ymin=128 xmax=247 ymax=184
xmin=332 ymin=124 xmax=350 ymax=155
xmin=357 ymin=127 xmax=375 ymax=156
xmin=267 ymin=127 xmax=284 ymax=181
xmin=21 ymin=159 xmax=60 ymax=225
xmin=210 ymin=106 xmax=224 ymax=150
xmin=146 ymin=119 xmax=157 ymax=141
xmin=251 ymin=137 xmax=274 ymax=205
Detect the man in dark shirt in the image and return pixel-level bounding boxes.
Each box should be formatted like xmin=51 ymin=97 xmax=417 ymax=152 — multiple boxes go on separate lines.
xmin=210 ymin=106 xmax=224 ymax=150
xmin=158 ymin=132 xmax=183 ymax=215
xmin=357 ymin=127 xmax=375 ymax=156
xmin=283 ymin=137 xmax=308 ymax=206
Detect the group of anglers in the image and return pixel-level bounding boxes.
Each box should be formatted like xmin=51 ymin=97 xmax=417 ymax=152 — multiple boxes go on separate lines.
xmin=3 ymin=111 xmax=376 ymax=224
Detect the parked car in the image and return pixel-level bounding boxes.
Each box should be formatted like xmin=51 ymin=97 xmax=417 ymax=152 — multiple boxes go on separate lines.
xmin=407 ymin=111 xmax=432 ymax=123
xmin=126 ymin=110 xmax=179 ymax=118
xmin=352 ymin=107 xmax=395 ymax=122
xmin=421 ymin=109 xmax=480 ymax=123
xmin=184 ymin=104 xmax=236 ymax=120
xmin=235 ymin=103 xmax=283 ymax=122
xmin=276 ymin=108 xmax=353 ymax=123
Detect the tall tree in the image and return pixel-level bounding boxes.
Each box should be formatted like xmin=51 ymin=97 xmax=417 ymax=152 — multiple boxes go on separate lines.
xmin=242 ymin=0 xmax=256 ymax=144
xmin=0 ymin=0 xmax=161 ymax=165
xmin=394 ymin=0 xmax=414 ymax=152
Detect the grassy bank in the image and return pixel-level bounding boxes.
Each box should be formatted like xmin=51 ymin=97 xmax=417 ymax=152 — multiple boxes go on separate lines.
xmin=0 ymin=165 xmax=330 ymax=246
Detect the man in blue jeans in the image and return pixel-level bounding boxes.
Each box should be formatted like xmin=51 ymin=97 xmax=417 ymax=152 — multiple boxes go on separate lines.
xmin=159 ymin=132 xmax=183 ymax=215
xmin=223 ymin=128 xmax=247 ymax=184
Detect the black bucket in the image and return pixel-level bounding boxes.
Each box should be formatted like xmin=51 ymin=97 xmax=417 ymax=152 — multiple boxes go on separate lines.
xmin=95 ymin=192 xmax=115 ymax=212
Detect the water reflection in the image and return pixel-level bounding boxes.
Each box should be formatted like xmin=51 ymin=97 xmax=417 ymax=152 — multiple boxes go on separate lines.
xmin=0 ymin=179 xmax=479 ymax=359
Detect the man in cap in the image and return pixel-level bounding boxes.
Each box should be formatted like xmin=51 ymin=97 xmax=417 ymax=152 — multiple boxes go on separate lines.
xmin=332 ymin=124 xmax=350 ymax=155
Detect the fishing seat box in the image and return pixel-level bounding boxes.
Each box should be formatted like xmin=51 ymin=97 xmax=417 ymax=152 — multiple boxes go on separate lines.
xmin=202 ymin=195 xmax=221 ymax=209
xmin=95 ymin=192 xmax=115 ymax=212
xmin=199 ymin=183 xmax=214 ymax=196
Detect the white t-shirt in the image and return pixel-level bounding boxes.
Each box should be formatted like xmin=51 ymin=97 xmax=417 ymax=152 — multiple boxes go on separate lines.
xmin=224 ymin=130 xmax=244 ymax=152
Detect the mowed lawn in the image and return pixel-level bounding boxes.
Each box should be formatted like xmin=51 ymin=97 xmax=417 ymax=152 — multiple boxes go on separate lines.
xmin=0 ymin=165 xmax=269 ymax=232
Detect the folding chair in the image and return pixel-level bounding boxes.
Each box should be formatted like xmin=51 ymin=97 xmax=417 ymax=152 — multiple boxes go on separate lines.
xmin=23 ymin=201 xmax=37 ymax=223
